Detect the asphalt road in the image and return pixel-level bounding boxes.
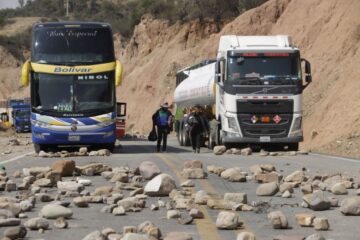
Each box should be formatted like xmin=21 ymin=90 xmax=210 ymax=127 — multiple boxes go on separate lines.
xmin=1 ymin=137 xmax=360 ymax=240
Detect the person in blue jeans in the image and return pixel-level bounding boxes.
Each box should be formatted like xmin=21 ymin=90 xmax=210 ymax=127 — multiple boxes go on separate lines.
xmin=152 ymin=102 xmax=173 ymax=152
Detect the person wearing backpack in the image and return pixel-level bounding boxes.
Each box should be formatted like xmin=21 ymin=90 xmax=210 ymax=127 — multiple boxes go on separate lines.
xmin=152 ymin=102 xmax=172 ymax=152
xmin=187 ymin=105 xmax=209 ymax=153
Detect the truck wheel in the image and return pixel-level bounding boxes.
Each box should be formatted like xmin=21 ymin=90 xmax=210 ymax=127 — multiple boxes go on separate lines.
xmin=106 ymin=143 xmax=115 ymax=153
xmin=184 ymin=129 xmax=191 ymax=146
xmin=288 ymin=143 xmax=299 ymax=151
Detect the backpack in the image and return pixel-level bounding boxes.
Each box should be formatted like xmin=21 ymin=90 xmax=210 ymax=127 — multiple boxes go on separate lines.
xmin=188 ymin=114 xmax=199 ymax=126
xmin=156 ymin=110 xmax=169 ymax=127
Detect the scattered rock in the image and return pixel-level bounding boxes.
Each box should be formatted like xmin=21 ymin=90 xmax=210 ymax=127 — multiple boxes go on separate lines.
xmin=254 ymin=172 xmax=282 ymax=183
xmin=54 ymin=217 xmax=68 ymax=229
xmin=282 ymin=190 xmax=292 ymax=198
xmin=82 ymin=230 xmax=107 ymax=240
xmin=220 ymin=167 xmax=247 ymax=182
xmin=241 ymin=147 xmax=252 ymax=156
xmin=33 ymin=178 xmax=52 ymax=187
xmin=76 ymin=163 xmax=111 ymax=176
xmin=207 ymin=165 xmax=225 ymax=175
xmin=213 ymin=146 xmax=226 ymax=155
xmin=167 ymin=210 xmax=180 ymax=219
xmin=51 ymin=160 xmax=75 ymax=177
xmin=284 ymin=170 xmax=307 ymax=184
xmin=181 ymin=168 xmax=206 ymax=179
xmin=224 ymin=193 xmax=247 ymax=204
xmin=256 ymin=182 xmax=279 ymax=196
xmin=73 ymin=197 xmax=89 ymax=207
xmin=268 ymin=211 xmax=288 ymax=229
xmin=144 ymin=173 xmax=176 ymax=196
xmin=177 ymin=214 xmax=193 ymax=225
xmin=340 ymin=196 xmax=360 ymax=215
xmin=39 ymin=204 xmax=73 ymax=219
xmin=164 ymin=232 xmax=192 ymax=240
xmin=122 ymin=233 xmax=148 ymax=240
xmin=295 ymin=213 xmax=315 ymax=227
xmin=137 ymin=161 xmax=161 ymax=180
xmin=305 ymin=233 xmax=325 ymax=240
xmin=5 ymin=181 xmax=16 ymax=192
xmin=313 ymin=217 xmax=329 ymax=231
xmin=4 ymin=226 xmax=27 ymax=239
xmin=57 ymin=181 xmax=84 ymax=193
xmin=194 ymin=190 xmax=209 ymax=205
xmin=237 ymin=232 xmax=256 ymax=240
xmin=24 ymin=217 xmax=50 ymax=230
xmin=181 ymin=180 xmax=195 ymax=187
xmin=331 ymin=183 xmax=348 ymax=195
xmin=0 ymin=218 xmax=21 ymax=227
xmin=189 ymin=208 xmax=204 ymax=219
xmin=215 ymin=211 xmax=242 ymax=229
xmin=302 ymin=191 xmax=331 ymax=211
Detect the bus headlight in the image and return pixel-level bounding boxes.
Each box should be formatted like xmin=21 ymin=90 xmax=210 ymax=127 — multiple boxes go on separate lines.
xmin=98 ymin=120 xmax=115 ymax=127
xmin=103 ymin=131 xmax=114 ymax=137
xmin=31 ymin=119 xmax=49 ymax=128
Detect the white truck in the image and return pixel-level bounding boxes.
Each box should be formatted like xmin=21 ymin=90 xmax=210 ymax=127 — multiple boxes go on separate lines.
xmin=174 ymin=35 xmax=312 ymax=150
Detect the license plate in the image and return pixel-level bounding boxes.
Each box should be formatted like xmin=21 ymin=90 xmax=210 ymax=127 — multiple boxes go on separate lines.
xmin=68 ymin=135 xmax=80 ymax=141
xmin=260 ymin=136 xmax=271 ymax=142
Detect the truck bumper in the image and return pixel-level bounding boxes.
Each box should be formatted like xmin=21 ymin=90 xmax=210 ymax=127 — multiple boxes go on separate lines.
xmin=31 ymin=124 xmax=116 ymax=145
xmin=222 ymin=132 xmax=303 ymax=144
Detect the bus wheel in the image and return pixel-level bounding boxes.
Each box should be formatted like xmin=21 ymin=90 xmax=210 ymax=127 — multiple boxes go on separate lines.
xmin=34 ymin=144 xmax=45 ymax=153
xmin=184 ymin=129 xmax=191 ymax=146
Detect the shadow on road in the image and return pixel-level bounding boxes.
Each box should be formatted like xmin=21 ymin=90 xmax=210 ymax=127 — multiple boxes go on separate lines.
xmin=113 ymin=144 xmax=192 ymax=154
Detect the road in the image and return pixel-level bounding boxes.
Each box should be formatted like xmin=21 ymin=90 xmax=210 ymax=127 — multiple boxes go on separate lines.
xmin=1 ymin=136 xmax=360 ymax=240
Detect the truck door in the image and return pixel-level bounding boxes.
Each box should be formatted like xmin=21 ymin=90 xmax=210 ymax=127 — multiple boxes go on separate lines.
xmin=116 ymin=102 xmax=127 ymax=138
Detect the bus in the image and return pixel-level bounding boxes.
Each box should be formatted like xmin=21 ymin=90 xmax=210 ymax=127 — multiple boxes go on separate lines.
xmin=21 ymin=22 xmax=124 ymax=153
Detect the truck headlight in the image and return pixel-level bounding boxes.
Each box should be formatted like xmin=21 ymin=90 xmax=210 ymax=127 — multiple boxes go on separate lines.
xmin=289 ymin=116 xmax=302 ymax=137
xmin=227 ymin=117 xmax=239 ymax=132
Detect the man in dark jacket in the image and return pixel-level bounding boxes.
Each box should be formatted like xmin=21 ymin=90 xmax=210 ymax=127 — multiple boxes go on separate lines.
xmin=187 ymin=105 xmax=209 ymax=153
xmin=152 ymin=102 xmax=173 ymax=152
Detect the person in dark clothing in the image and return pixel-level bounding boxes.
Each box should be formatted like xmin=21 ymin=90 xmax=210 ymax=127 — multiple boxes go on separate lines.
xmin=152 ymin=102 xmax=173 ymax=152
xmin=187 ymin=105 xmax=209 ymax=153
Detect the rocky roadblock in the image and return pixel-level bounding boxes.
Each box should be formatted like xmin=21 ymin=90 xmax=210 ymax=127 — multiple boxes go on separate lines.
xmin=0 ymin=143 xmax=359 ymax=240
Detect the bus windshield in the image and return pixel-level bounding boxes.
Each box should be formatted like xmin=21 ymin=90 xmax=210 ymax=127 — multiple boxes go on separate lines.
xmin=32 ymin=27 xmax=115 ymax=64
xmin=31 ymin=73 xmax=114 ymax=116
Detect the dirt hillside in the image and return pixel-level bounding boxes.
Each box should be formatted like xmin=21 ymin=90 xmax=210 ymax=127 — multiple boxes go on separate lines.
xmin=118 ymin=0 xmax=360 ymax=157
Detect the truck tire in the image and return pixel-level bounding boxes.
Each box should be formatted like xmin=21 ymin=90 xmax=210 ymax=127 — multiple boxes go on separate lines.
xmin=183 ymin=127 xmax=191 ymax=146
xmin=288 ymin=143 xmax=299 ymax=151
xmin=179 ymin=123 xmax=184 ymax=146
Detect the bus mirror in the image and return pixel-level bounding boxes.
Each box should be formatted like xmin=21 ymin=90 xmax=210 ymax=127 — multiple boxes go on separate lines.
xmin=115 ymin=60 xmax=123 ymax=86
xmin=21 ymin=60 xmax=30 ymax=87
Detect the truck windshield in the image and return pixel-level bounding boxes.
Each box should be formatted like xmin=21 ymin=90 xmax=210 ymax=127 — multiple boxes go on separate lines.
xmin=16 ymin=111 xmax=30 ymax=118
xmin=31 ymin=73 xmax=114 ymax=116
xmin=227 ymin=52 xmax=301 ymax=83
xmin=32 ymin=27 xmax=114 ymax=64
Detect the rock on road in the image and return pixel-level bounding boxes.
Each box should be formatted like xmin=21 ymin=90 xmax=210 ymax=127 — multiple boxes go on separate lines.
xmin=0 ymin=136 xmax=360 ymax=240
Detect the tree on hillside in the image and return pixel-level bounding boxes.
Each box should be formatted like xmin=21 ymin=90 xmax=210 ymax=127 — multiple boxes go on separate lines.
xmin=18 ymin=0 xmax=25 ymax=8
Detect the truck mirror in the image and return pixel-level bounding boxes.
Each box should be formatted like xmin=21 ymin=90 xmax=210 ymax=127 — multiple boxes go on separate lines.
xmin=216 ymin=58 xmax=225 ymax=83
xmin=301 ymin=58 xmax=312 ymax=88
xmin=115 ymin=60 xmax=123 ymax=86
xmin=21 ymin=60 xmax=30 ymax=87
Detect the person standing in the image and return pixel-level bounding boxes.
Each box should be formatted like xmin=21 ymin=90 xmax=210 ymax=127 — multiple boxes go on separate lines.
xmin=152 ymin=102 xmax=172 ymax=152
xmin=187 ymin=105 xmax=209 ymax=153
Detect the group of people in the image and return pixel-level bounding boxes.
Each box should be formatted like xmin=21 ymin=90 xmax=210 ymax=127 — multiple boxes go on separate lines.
xmin=152 ymin=102 xmax=209 ymax=153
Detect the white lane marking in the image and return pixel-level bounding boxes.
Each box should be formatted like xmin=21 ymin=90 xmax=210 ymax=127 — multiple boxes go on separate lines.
xmin=310 ymin=153 xmax=360 ymax=164
xmin=0 ymin=152 xmax=34 ymax=165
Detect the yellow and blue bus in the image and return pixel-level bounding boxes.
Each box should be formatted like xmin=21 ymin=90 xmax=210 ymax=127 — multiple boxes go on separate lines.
xmin=21 ymin=22 xmax=124 ymax=153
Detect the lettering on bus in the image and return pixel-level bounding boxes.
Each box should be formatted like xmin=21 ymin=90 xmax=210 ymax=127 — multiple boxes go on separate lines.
xmin=48 ymin=30 xmax=98 ymax=38
xmin=54 ymin=67 xmax=92 ymax=73
xmin=77 ymin=75 xmax=109 ymax=80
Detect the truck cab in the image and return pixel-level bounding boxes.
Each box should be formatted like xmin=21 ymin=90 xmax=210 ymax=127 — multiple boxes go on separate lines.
xmin=214 ymin=35 xmax=311 ymax=150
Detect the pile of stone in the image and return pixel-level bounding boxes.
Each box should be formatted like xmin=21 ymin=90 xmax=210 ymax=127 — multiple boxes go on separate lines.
xmin=37 ymin=147 xmax=112 ymax=158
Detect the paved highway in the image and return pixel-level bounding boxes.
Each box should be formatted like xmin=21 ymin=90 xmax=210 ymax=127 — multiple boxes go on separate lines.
xmin=1 ymin=137 xmax=360 ymax=240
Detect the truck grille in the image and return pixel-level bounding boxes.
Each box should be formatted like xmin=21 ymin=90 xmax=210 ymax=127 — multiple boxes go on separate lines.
xmin=236 ymin=99 xmax=294 ymax=139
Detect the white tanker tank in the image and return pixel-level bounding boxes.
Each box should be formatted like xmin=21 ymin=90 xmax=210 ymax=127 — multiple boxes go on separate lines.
xmin=174 ymin=62 xmax=216 ymax=109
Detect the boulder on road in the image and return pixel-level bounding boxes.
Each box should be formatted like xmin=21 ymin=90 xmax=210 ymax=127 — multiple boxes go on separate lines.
xmin=313 ymin=217 xmax=329 ymax=231
xmin=256 ymin=182 xmax=279 ymax=196
xmin=224 ymin=193 xmax=247 ymax=204
xmin=144 ymin=173 xmax=176 ymax=196
xmin=4 ymin=226 xmax=27 ymax=239
xmin=220 ymin=167 xmax=247 ymax=182
xmin=215 ymin=211 xmax=242 ymax=229
xmin=284 ymin=170 xmax=307 ymax=184
xmin=164 ymin=232 xmax=192 ymax=240
xmin=267 ymin=211 xmax=288 ymax=229
xmin=213 ymin=146 xmax=226 ymax=155
xmin=331 ymin=183 xmax=348 ymax=195
xmin=207 ymin=165 xmax=225 ymax=176
xmin=340 ymin=196 xmax=360 ymax=215
xmin=39 ymin=204 xmax=73 ymax=219
xmin=181 ymin=168 xmax=206 ymax=179
xmin=82 ymin=230 xmax=107 ymax=240
xmin=237 ymin=232 xmax=256 ymax=240
xmin=295 ymin=213 xmax=315 ymax=227
xmin=302 ymin=191 xmax=331 ymax=211
xmin=137 ymin=161 xmax=161 ymax=180
xmin=57 ymin=181 xmax=84 ymax=193
xmin=24 ymin=217 xmax=50 ymax=230
xmin=51 ymin=160 xmax=75 ymax=177
xmin=183 ymin=160 xmax=203 ymax=169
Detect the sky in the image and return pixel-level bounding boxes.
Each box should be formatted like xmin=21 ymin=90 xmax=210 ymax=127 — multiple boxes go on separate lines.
xmin=0 ymin=0 xmax=21 ymax=9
